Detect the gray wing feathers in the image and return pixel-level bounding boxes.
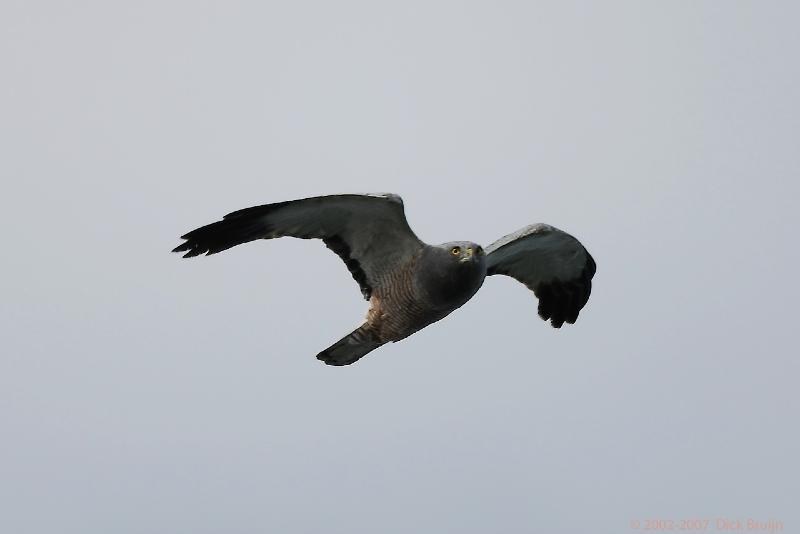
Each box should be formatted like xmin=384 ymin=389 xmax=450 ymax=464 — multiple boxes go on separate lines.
xmin=486 ymin=224 xmax=596 ymax=328
xmin=172 ymin=194 xmax=422 ymax=300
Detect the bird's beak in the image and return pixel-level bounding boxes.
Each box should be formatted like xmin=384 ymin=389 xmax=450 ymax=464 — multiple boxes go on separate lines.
xmin=460 ymin=248 xmax=474 ymax=262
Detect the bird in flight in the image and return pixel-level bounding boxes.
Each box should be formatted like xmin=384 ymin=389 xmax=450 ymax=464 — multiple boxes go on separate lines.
xmin=173 ymin=193 xmax=596 ymax=366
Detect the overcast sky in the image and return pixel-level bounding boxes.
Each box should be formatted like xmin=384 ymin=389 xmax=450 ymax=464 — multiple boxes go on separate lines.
xmin=2 ymin=2 xmax=798 ymax=533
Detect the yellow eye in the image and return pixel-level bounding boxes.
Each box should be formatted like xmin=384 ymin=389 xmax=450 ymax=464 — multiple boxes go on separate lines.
xmin=451 ymin=247 xmax=461 ymax=255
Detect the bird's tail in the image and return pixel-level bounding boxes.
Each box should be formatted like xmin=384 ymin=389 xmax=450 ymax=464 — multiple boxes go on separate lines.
xmin=317 ymin=325 xmax=385 ymax=366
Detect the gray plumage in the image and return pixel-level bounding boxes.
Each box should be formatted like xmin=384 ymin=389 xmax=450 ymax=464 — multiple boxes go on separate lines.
xmin=173 ymin=193 xmax=596 ymax=366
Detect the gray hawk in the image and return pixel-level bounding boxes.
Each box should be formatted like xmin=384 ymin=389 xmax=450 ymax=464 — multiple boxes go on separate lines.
xmin=173 ymin=193 xmax=596 ymax=366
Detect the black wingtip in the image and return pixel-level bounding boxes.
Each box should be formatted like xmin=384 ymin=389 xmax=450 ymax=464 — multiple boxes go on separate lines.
xmin=171 ymin=241 xmax=206 ymax=258
xmin=171 ymin=213 xmax=271 ymax=259
xmin=535 ymin=268 xmax=593 ymax=329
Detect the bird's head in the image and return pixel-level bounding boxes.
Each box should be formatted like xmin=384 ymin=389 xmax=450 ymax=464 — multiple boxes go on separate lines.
xmin=437 ymin=241 xmax=486 ymax=266
xmin=418 ymin=241 xmax=487 ymax=306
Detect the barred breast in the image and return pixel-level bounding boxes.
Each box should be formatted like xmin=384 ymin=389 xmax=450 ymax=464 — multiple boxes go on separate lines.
xmin=365 ymin=254 xmax=444 ymax=342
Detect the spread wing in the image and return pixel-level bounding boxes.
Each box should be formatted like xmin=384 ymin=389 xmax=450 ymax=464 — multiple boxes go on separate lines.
xmin=485 ymin=224 xmax=596 ymax=328
xmin=172 ymin=193 xmax=423 ymax=300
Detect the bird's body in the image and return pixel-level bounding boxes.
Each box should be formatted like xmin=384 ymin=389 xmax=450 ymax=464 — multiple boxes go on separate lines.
xmin=364 ymin=242 xmax=486 ymax=341
xmin=173 ymin=194 xmax=595 ymax=366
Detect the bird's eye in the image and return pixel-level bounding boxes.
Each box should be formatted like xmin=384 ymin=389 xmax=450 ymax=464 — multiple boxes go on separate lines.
xmin=451 ymin=247 xmax=461 ymax=255
xmin=476 ymin=246 xmax=484 ymax=255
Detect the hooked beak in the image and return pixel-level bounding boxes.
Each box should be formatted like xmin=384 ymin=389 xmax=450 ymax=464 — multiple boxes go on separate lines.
xmin=460 ymin=248 xmax=474 ymax=262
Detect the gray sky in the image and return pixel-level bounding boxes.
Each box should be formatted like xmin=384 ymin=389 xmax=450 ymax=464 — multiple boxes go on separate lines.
xmin=2 ymin=1 xmax=798 ymax=533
